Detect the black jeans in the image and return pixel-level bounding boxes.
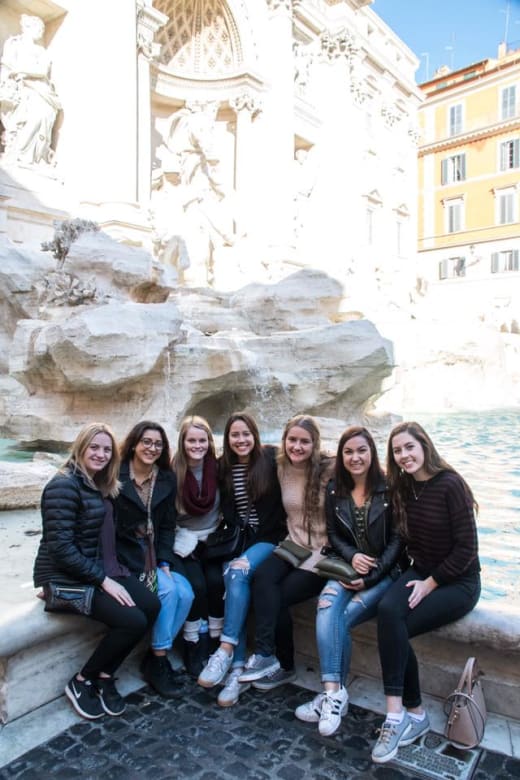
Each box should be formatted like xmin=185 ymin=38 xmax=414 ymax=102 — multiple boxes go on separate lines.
xmin=252 ymin=553 xmax=324 ymax=670
xmin=171 ymin=553 xmax=224 ymax=622
xmin=81 ymin=575 xmax=160 ymax=679
xmin=377 ymin=567 xmax=481 ymax=708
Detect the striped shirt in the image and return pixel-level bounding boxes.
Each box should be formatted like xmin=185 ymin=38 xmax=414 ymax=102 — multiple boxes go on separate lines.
xmin=232 ymin=464 xmax=259 ymax=529
xmin=405 ymin=470 xmax=479 ymax=585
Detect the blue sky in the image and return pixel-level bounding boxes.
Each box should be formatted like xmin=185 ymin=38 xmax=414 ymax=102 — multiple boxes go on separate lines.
xmin=372 ymin=0 xmax=520 ymax=82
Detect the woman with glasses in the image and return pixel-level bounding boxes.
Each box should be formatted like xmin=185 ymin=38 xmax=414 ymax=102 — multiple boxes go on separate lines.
xmin=115 ymin=421 xmax=194 ymax=698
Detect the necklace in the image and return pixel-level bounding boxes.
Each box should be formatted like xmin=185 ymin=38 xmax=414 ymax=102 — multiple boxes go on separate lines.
xmin=411 ymin=480 xmax=428 ymax=501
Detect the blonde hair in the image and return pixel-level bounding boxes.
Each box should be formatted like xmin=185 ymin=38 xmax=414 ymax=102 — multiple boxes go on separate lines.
xmin=278 ymin=415 xmax=329 ymax=534
xmin=172 ymin=416 xmax=216 ymax=512
xmin=65 ymin=422 xmax=120 ymax=498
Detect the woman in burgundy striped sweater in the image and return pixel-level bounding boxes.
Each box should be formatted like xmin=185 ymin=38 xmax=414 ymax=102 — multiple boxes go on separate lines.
xmin=371 ymin=421 xmax=481 ymax=765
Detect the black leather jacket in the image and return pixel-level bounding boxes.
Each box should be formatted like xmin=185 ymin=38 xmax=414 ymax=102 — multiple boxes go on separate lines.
xmin=325 ymin=479 xmax=403 ymax=589
xmin=33 ymin=466 xmax=107 ymax=587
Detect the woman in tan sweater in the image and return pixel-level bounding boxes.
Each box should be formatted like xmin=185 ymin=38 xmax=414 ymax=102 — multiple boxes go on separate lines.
xmin=237 ymin=415 xmax=334 ymax=691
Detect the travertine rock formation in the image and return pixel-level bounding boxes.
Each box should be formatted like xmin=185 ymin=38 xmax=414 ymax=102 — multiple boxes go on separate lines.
xmin=0 ymin=233 xmax=394 ymax=445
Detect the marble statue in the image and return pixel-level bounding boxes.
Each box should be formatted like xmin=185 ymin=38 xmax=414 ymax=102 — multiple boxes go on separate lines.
xmin=152 ymin=103 xmax=235 ymax=285
xmin=0 ymin=14 xmax=61 ymax=165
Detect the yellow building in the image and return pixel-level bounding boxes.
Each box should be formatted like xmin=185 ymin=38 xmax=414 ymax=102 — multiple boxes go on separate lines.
xmin=418 ymin=45 xmax=520 ymax=331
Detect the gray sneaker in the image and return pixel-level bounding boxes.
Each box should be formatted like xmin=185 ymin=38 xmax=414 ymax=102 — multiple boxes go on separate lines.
xmin=371 ymin=714 xmax=412 ymax=764
xmin=238 ymin=654 xmax=280 ymax=683
xmin=400 ymin=712 xmax=430 ymax=745
xmin=295 ymin=691 xmax=327 ymax=723
xmin=217 ymin=668 xmax=251 ymax=707
xmin=197 ymin=647 xmax=233 ymax=688
xmin=253 ymin=667 xmax=297 ymax=691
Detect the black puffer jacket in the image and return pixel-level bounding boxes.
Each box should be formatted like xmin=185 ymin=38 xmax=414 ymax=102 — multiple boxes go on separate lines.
xmin=114 ymin=463 xmax=177 ymax=574
xmin=325 ymin=479 xmax=404 ymax=589
xmin=33 ymin=467 xmax=107 ymax=587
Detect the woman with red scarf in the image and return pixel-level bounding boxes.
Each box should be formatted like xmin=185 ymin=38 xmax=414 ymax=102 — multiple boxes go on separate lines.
xmin=171 ymin=416 xmax=223 ymax=677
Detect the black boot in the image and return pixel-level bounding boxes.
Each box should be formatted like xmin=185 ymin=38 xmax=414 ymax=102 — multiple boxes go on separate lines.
xmin=144 ymin=654 xmax=182 ymax=698
xmin=183 ymin=634 xmax=209 ymax=679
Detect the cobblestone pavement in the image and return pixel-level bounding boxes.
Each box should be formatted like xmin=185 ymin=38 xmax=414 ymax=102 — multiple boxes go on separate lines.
xmin=1 ymin=676 xmax=519 ymax=780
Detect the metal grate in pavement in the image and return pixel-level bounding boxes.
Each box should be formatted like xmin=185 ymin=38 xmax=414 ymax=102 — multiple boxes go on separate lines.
xmin=392 ymin=732 xmax=481 ymax=780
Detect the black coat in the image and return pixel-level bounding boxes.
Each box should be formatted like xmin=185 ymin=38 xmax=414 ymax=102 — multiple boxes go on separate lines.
xmin=325 ymin=479 xmax=403 ymax=589
xmin=33 ymin=467 xmax=107 ymax=587
xmin=219 ymin=445 xmax=287 ymax=548
xmin=114 ymin=463 xmax=177 ymax=574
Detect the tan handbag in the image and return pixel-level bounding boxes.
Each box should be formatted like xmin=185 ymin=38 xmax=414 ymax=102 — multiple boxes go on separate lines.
xmin=444 ymin=657 xmax=487 ymax=749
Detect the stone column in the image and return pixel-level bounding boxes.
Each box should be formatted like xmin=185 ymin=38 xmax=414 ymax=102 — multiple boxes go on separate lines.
xmin=258 ymin=0 xmax=295 ymax=260
xmin=229 ymin=90 xmax=262 ymax=235
xmin=136 ymin=1 xmax=168 ymax=205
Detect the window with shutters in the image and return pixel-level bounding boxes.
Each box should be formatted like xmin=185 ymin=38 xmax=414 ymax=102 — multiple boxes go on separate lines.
xmin=495 ymin=188 xmax=516 ymax=224
xmin=441 ymin=153 xmax=466 ymax=184
xmin=491 ymin=249 xmax=519 ymax=273
xmin=448 ymin=103 xmax=463 ymax=136
xmin=499 ymin=138 xmax=520 ymax=171
xmin=501 ymin=85 xmax=517 ymax=120
xmin=444 ymin=197 xmax=464 ymax=233
xmin=438 ymin=256 xmax=466 ymax=280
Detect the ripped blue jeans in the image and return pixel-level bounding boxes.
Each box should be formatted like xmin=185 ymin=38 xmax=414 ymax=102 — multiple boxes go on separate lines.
xmin=220 ymin=542 xmax=275 ymax=668
xmin=316 ymin=576 xmax=392 ymax=683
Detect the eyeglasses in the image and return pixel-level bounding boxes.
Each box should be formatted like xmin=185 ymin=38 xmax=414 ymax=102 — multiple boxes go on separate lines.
xmin=140 ymin=438 xmax=164 ymax=450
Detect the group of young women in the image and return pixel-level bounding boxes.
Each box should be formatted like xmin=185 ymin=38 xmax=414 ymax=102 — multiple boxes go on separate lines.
xmin=33 ymin=411 xmax=480 ymax=765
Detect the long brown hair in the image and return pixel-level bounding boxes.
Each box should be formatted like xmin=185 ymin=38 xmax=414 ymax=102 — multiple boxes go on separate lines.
xmin=172 ymin=415 xmax=216 ymax=512
xmin=386 ymin=421 xmax=477 ymax=536
xmin=220 ymin=412 xmax=272 ymax=501
xmin=334 ymin=426 xmax=384 ymax=499
xmin=65 ymin=422 xmax=120 ymax=498
xmin=278 ymin=415 xmax=332 ymax=535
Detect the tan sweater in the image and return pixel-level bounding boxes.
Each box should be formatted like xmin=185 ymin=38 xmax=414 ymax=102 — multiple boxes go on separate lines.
xmin=278 ymin=460 xmax=332 ymax=572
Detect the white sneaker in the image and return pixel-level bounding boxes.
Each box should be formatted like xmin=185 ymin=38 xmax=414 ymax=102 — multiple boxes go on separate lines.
xmin=295 ymin=691 xmax=326 ymax=723
xmin=318 ymin=687 xmax=349 ymax=736
xmin=197 ymin=647 xmax=233 ymax=688
xmin=217 ymin=668 xmax=251 ymax=707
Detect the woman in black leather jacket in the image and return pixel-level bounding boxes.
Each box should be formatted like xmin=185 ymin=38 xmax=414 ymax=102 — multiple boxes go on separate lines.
xmin=34 ymin=423 xmax=160 ymax=722
xmin=294 ymin=426 xmax=403 ymax=737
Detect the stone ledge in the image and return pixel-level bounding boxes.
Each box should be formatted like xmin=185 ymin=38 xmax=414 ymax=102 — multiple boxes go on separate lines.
xmin=292 ymin=599 xmax=520 ymax=721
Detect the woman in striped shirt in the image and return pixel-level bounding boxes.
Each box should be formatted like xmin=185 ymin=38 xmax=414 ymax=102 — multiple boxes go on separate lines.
xmin=197 ymin=412 xmax=286 ymax=706
xmin=371 ymin=421 xmax=480 ymax=765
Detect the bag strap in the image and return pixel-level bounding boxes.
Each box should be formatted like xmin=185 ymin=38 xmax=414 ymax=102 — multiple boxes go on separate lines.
xmin=456 ymin=656 xmax=477 ymax=695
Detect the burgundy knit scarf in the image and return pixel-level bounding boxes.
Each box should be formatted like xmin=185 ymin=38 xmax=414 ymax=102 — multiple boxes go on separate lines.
xmin=182 ymin=453 xmax=218 ymax=516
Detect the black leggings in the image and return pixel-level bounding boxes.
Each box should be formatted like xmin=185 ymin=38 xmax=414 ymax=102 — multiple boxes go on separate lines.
xmin=171 ymin=553 xmax=224 ymax=622
xmin=377 ymin=567 xmax=481 ymax=708
xmin=81 ymin=575 xmax=160 ymax=679
xmin=252 ymin=554 xmax=324 ymax=670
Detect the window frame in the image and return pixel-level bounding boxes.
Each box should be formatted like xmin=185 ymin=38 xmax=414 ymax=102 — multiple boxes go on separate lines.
xmin=441 ymin=152 xmax=466 ymax=184
xmin=448 ymin=103 xmax=463 ymax=136
xmin=501 ymin=85 xmax=517 ymax=121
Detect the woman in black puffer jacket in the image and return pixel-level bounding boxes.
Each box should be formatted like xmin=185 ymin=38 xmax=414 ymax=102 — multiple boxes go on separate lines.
xmin=34 ymin=422 xmax=160 ymax=722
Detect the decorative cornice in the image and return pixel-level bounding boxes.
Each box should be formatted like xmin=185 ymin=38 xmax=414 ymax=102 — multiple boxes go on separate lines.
xmin=136 ymin=0 xmax=168 ymax=61
xmin=229 ymin=90 xmax=263 ymax=117
xmin=266 ymin=0 xmax=292 ymax=14
xmin=419 ymin=117 xmax=520 ymax=155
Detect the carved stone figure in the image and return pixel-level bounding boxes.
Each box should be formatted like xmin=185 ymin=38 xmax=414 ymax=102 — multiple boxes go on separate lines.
xmin=152 ymin=103 xmax=235 ymax=286
xmin=0 ymin=15 xmax=61 ymax=165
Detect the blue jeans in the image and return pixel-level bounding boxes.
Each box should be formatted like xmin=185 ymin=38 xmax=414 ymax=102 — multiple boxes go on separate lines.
xmin=151 ymin=568 xmax=194 ymax=651
xmin=316 ymin=576 xmax=393 ymax=683
xmin=220 ymin=542 xmax=275 ymax=667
